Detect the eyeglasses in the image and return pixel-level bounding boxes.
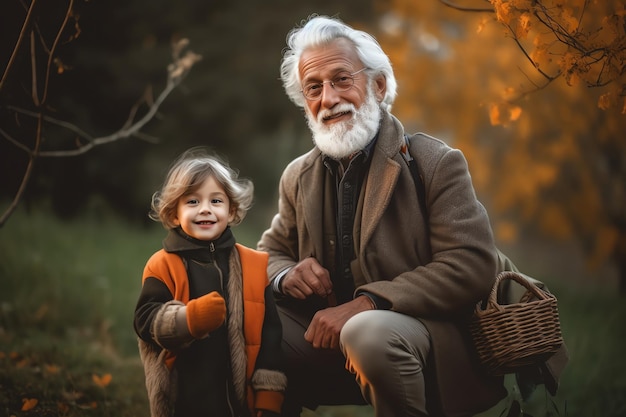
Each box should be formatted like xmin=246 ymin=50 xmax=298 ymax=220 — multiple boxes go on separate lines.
xmin=301 ymin=68 xmax=368 ymax=101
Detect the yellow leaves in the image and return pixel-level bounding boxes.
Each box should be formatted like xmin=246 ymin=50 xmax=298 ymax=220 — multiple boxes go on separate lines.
xmin=489 ymin=102 xmax=523 ymax=126
xmin=559 ymin=7 xmax=580 ymax=33
xmin=598 ymin=90 xmax=626 ymax=113
xmin=476 ymin=17 xmax=490 ymax=34
xmin=21 ymin=398 xmax=38 ymax=411
xmin=492 ymin=0 xmax=514 ymax=25
xmin=491 ymin=0 xmax=534 ymax=38
xmin=92 ymin=373 xmax=112 ymax=388
xmin=516 ymin=13 xmax=532 ymax=39
xmin=598 ymin=92 xmax=612 ymax=110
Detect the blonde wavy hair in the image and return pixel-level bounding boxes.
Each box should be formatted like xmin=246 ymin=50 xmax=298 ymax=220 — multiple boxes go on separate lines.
xmin=150 ymin=148 xmax=254 ymax=229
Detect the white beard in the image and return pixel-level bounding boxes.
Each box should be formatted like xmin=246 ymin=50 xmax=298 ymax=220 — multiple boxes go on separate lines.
xmin=306 ymin=87 xmax=382 ymax=159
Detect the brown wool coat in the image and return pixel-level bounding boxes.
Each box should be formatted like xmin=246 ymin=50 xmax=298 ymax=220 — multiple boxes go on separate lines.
xmin=258 ymin=111 xmax=507 ymax=416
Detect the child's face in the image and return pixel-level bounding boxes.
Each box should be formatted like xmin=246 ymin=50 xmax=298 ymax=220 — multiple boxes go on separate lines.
xmin=174 ymin=175 xmax=234 ymax=241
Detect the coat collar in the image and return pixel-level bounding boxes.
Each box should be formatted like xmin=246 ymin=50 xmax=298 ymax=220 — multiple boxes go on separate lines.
xmin=298 ymin=110 xmax=406 ymax=254
xmin=162 ymin=227 xmax=236 ymax=262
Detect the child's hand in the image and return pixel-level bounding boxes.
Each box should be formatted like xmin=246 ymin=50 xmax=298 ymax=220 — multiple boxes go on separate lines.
xmin=186 ymin=291 xmax=226 ymax=338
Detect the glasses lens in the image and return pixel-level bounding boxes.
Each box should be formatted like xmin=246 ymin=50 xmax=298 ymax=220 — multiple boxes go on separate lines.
xmin=333 ymin=75 xmax=354 ymax=91
xmin=302 ymin=71 xmax=361 ymax=100
xmin=304 ymin=85 xmax=322 ymax=100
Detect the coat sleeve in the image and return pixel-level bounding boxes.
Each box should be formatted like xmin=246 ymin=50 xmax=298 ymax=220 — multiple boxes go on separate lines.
xmin=360 ymin=140 xmax=497 ymax=318
xmin=134 ymin=254 xmax=193 ymax=350
xmin=257 ymin=156 xmax=305 ymax=281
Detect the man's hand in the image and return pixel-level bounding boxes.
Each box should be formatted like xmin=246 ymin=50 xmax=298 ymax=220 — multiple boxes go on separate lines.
xmin=281 ymin=257 xmax=333 ymax=299
xmin=304 ymin=296 xmax=375 ymax=350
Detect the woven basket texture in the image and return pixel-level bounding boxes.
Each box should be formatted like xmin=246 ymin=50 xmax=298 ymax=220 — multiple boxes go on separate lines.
xmin=470 ymin=271 xmax=563 ymax=375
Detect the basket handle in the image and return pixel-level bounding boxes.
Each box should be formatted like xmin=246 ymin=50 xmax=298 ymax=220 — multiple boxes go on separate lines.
xmin=485 ymin=271 xmax=551 ymax=309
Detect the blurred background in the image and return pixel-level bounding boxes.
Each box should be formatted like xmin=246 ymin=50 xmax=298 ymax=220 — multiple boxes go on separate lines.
xmin=1 ymin=0 xmax=624 ymax=416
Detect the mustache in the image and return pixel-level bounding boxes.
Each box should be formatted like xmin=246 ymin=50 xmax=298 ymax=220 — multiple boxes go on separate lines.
xmin=317 ymin=103 xmax=356 ymax=123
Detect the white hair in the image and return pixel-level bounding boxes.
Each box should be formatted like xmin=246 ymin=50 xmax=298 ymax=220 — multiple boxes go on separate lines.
xmin=280 ymin=15 xmax=397 ymax=111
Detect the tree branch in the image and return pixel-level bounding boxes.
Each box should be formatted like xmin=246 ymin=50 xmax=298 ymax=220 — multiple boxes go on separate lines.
xmin=438 ymin=0 xmax=493 ymax=13
xmin=0 ymin=0 xmax=37 ymax=92
xmin=0 ymin=38 xmax=202 ymax=226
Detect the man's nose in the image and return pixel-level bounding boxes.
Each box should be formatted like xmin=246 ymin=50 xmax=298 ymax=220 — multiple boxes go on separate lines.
xmin=320 ymin=82 xmax=341 ymax=107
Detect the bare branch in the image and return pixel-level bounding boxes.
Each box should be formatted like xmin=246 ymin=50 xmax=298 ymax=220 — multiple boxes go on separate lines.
xmin=0 ymin=110 xmax=44 ymax=227
xmin=1 ymin=37 xmax=202 ymax=226
xmin=30 ymin=30 xmax=40 ymax=106
xmin=4 ymin=46 xmax=200 ymax=157
xmin=41 ymin=0 xmax=74 ymax=105
xmin=438 ymin=0 xmax=493 ymax=13
xmin=507 ymin=23 xmax=558 ymax=81
xmin=0 ymin=0 xmax=37 ymax=91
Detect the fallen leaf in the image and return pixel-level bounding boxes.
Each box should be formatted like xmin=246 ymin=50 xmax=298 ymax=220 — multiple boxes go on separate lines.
xmin=92 ymin=373 xmax=112 ymax=387
xmin=21 ymin=398 xmax=38 ymax=411
xmin=45 ymin=364 xmax=61 ymax=374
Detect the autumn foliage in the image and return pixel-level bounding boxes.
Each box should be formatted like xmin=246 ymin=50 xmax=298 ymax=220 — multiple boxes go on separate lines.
xmin=374 ymin=0 xmax=626 ymax=292
xmin=488 ymin=0 xmax=626 ymax=114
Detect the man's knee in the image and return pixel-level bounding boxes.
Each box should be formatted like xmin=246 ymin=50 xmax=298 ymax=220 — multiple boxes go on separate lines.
xmin=341 ymin=310 xmax=431 ymax=367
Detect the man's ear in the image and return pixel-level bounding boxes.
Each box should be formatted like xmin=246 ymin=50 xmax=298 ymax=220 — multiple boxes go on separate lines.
xmin=374 ymin=74 xmax=387 ymax=102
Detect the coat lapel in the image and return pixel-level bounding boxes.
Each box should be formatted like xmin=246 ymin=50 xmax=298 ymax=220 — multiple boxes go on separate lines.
xmin=360 ymin=150 xmax=401 ymax=249
xmin=299 ymin=151 xmax=325 ymax=258
xmin=360 ymin=113 xmax=404 ymax=249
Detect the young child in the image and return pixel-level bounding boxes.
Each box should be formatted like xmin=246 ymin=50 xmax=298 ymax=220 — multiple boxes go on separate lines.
xmin=134 ymin=148 xmax=286 ymax=417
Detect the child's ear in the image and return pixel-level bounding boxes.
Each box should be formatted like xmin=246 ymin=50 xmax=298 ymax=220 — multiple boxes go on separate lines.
xmin=228 ymin=207 xmax=237 ymax=223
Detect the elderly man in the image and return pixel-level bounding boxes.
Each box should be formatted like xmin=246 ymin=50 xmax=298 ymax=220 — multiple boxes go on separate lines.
xmin=258 ymin=15 xmax=507 ymax=417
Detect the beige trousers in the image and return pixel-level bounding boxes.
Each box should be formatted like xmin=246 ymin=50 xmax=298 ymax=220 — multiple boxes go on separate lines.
xmin=341 ymin=310 xmax=432 ymax=417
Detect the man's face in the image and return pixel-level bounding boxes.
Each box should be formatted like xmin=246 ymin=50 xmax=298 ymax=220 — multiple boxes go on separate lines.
xmin=299 ymin=38 xmax=386 ymax=159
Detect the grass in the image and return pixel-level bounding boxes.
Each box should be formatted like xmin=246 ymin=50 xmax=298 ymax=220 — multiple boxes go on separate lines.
xmin=0 ymin=205 xmax=624 ymax=417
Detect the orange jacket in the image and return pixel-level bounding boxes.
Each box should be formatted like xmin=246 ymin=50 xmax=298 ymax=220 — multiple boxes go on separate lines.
xmin=141 ymin=243 xmax=284 ymax=415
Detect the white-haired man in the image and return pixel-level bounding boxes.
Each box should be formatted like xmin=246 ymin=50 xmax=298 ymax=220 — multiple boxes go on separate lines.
xmin=259 ymin=15 xmax=506 ymax=417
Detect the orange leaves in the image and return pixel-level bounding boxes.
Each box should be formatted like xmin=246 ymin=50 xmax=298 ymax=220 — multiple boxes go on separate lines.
xmin=45 ymin=364 xmax=61 ymax=374
xmin=1 ymin=347 xmax=114 ymax=414
xmin=21 ymin=398 xmax=38 ymax=411
xmin=598 ymin=90 xmax=626 ymax=114
xmin=486 ymin=0 xmax=626 ymax=112
xmin=92 ymin=373 xmax=112 ymax=388
xmin=489 ymin=102 xmax=523 ymax=126
xmin=516 ymin=12 xmax=532 ymax=39
xmin=490 ymin=0 xmax=534 ymax=38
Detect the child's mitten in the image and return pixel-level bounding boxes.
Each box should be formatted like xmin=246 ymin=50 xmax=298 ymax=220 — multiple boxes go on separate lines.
xmin=186 ymin=291 xmax=226 ymax=338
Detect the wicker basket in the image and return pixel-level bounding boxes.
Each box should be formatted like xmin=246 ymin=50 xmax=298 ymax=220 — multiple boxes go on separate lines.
xmin=469 ymin=271 xmax=564 ymax=376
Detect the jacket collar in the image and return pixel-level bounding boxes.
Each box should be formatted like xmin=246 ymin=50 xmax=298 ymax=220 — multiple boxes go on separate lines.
xmin=298 ymin=110 xmax=406 ymax=254
xmin=162 ymin=227 xmax=236 ymax=262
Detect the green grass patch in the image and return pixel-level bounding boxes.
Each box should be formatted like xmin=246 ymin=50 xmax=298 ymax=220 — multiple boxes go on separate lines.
xmin=0 ymin=206 xmax=624 ymax=416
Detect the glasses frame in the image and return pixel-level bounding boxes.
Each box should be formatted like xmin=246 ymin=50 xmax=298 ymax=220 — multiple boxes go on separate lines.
xmin=301 ymin=68 xmax=368 ymax=101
